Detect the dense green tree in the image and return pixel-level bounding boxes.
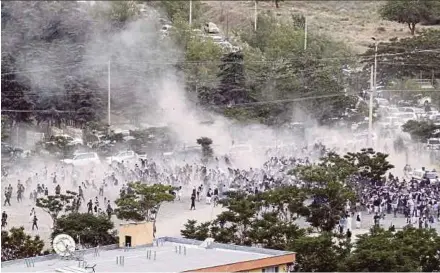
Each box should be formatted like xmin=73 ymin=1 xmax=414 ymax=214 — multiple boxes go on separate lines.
xmin=343 ymin=148 xmax=394 ymax=182
xmin=215 ymin=51 xmax=255 ymax=106
xmin=180 ymin=220 xmax=211 ymax=241
xmin=114 ymin=182 xmax=174 ymax=222
xmin=52 ymin=213 xmax=117 ymax=248
xmin=158 ymin=1 xmax=202 ymax=25
xmin=342 ymin=227 xmax=440 ymax=272
xmin=380 ymin=0 xmax=440 ymax=35
xmin=1 ymin=227 xmax=44 ymax=261
xmin=402 ymin=120 xmax=440 ymax=142
xmin=1 ymin=116 xmax=10 ymax=141
xmin=1 ymin=54 xmax=34 ymax=123
xmin=290 ymin=233 xmax=349 ymax=272
xmin=181 ymin=186 xmax=308 ymax=250
xmin=93 ymin=1 xmax=140 ymax=28
xmin=362 ymin=30 xmax=440 ymax=86
xmin=196 ymin=137 xmax=214 ymax=162
xmin=36 ymin=191 xmax=79 ymax=225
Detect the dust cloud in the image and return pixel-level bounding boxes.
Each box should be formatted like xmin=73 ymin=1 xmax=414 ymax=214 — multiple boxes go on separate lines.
xmin=2 ymin=1 xmax=433 ymax=173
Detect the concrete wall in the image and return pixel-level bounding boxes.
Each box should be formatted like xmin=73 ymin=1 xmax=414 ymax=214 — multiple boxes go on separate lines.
xmin=118 ymin=222 xmax=154 ymax=247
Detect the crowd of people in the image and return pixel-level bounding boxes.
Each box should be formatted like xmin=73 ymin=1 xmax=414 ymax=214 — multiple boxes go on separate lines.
xmin=1 ymin=142 xmax=439 ymax=239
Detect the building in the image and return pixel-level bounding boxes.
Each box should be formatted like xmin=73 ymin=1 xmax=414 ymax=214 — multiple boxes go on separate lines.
xmin=1 ymin=236 xmax=296 ymax=272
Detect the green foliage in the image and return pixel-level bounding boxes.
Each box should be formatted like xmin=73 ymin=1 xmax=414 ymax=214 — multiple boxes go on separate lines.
xmin=52 ymin=213 xmax=117 ymax=248
xmin=181 ymin=160 xmax=439 ymax=272
xmin=342 ymin=227 xmax=440 ymax=272
xmin=343 ymin=148 xmax=395 ymax=182
xmin=290 ymin=233 xmax=350 ymax=272
xmin=181 ymin=186 xmax=308 ymax=250
xmin=159 ymin=1 xmax=202 ymax=25
xmin=215 ymin=51 xmax=255 ymax=106
xmin=292 ymin=149 xmax=392 ymax=231
xmin=362 ymin=30 xmax=440 ymax=86
xmin=1 ymin=227 xmax=44 ymax=261
xmin=196 ymin=137 xmax=214 ymax=161
xmin=184 ymin=37 xmax=223 ymax=89
xmin=380 ymin=0 xmax=440 ymax=35
xmin=402 ymin=120 xmax=440 ymax=142
xmin=36 ymin=191 xmax=79 ymax=225
xmin=180 ymin=220 xmax=210 ymax=241
xmin=114 ymin=182 xmax=174 ymax=222
xmin=93 ymin=1 xmax=140 ymax=27
xmin=1 ymin=116 xmax=10 ymax=141
xmin=306 ymin=180 xmax=355 ymax=232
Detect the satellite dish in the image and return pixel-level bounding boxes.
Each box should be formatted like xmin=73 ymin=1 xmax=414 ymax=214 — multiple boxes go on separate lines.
xmin=53 ymin=234 xmax=76 ymax=257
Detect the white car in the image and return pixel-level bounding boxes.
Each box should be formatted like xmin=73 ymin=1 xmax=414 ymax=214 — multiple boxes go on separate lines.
xmin=61 ymin=152 xmax=100 ymax=166
xmin=397 ymin=112 xmax=418 ymax=123
xmin=426 ymin=138 xmax=440 ymax=150
xmin=106 ymin=150 xmax=146 ymax=164
xmin=229 ymin=144 xmax=253 ymax=156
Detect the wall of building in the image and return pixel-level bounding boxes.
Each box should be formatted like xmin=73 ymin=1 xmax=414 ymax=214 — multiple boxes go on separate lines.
xmin=118 ymin=221 xmax=154 ymax=247
xmin=240 ymin=263 xmax=288 ymax=273
xmin=186 ymin=253 xmax=295 ymax=272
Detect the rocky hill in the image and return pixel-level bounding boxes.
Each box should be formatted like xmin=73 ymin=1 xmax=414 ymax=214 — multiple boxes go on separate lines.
xmin=202 ymin=1 xmax=440 ymax=53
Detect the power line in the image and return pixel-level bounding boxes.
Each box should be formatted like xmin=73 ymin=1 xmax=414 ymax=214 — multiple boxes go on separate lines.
xmin=2 ymin=48 xmax=439 ymax=76
xmin=1 ymin=109 xmax=75 ymax=113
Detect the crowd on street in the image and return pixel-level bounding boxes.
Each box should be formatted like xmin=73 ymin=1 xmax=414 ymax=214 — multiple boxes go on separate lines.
xmin=1 ymin=142 xmax=439 ymax=239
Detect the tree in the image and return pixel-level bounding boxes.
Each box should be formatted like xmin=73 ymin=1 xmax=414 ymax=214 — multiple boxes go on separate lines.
xmin=290 ymin=233 xmax=349 ymax=272
xmin=52 ymin=213 xmax=117 ymax=248
xmin=216 ymin=51 xmax=255 ymax=106
xmin=342 ymin=227 xmax=440 ymax=272
xmin=402 ymin=120 xmax=440 ymax=142
xmin=1 ymin=53 xmax=34 ymax=123
xmin=1 ymin=116 xmax=10 ymax=141
xmin=362 ymin=30 xmax=440 ymax=88
xmin=36 ymin=191 xmax=79 ymax=225
xmin=114 ymin=182 xmax=175 ymax=222
xmin=159 ymin=1 xmax=203 ymax=25
xmin=380 ymin=0 xmax=440 ymax=35
xmin=1 ymin=227 xmax=44 ymax=261
xmin=181 ymin=186 xmax=308 ymax=250
xmin=292 ymin=153 xmax=357 ymax=232
xmin=180 ymin=220 xmax=211 ymax=241
xmin=93 ymin=1 xmax=140 ymax=28
xmin=343 ymin=148 xmax=394 ymax=182
xmin=196 ymin=137 xmax=214 ymax=162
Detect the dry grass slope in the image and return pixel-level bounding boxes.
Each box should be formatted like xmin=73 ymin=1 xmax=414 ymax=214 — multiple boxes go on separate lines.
xmin=201 ymin=1 xmax=440 ymax=53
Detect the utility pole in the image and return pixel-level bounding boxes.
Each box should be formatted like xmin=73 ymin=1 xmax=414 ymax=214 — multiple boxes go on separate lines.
xmin=304 ymin=16 xmax=307 ymax=51
xmin=368 ymin=65 xmax=374 ymax=148
xmin=254 ymin=1 xmax=257 ymax=31
xmin=107 ymin=60 xmax=111 ymax=133
xmin=189 ymin=0 xmax=192 ymax=26
xmin=368 ymin=39 xmax=378 ymax=147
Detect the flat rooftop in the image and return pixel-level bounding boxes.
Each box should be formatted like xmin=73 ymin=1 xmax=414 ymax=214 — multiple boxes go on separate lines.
xmin=1 ymin=237 xmax=295 ymax=272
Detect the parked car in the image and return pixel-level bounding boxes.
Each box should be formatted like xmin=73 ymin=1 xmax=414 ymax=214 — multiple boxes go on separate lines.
xmin=426 ymin=138 xmax=440 ymax=150
xmin=105 ymin=150 xmax=147 ymax=164
xmin=412 ymin=168 xmax=439 ymax=184
xmin=397 ymin=112 xmax=418 ymax=123
xmin=204 ymin=22 xmax=220 ymax=34
xmin=61 ymin=152 xmax=101 ymax=166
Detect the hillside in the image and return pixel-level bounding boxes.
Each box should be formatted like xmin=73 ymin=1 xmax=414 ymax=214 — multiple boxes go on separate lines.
xmin=202 ymin=1 xmax=440 ymax=53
